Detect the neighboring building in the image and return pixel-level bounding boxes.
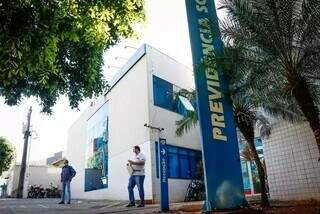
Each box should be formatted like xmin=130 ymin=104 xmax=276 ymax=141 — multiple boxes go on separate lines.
xmin=263 ymin=121 xmax=320 ymax=200
xmin=47 ymin=151 xmax=64 ymax=165
xmin=66 ymin=44 xmax=201 ymax=203
xmin=4 ymin=165 xmax=61 ymax=198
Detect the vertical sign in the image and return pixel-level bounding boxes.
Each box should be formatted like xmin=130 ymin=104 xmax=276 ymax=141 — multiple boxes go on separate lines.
xmin=185 ymin=0 xmax=247 ymax=211
xmin=158 ymin=138 xmax=169 ymax=211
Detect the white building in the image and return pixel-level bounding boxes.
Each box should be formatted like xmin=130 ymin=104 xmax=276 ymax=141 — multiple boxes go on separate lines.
xmin=263 ymin=121 xmax=320 ymax=200
xmin=66 ymin=44 xmax=201 ymax=203
xmin=66 ymin=44 xmax=320 ymax=203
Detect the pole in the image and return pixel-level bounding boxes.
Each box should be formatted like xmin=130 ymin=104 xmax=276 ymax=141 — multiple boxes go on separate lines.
xmin=158 ymin=138 xmax=169 ymax=212
xmin=144 ymin=124 xmax=168 ymax=211
xmin=17 ymin=106 xmax=32 ymax=198
xmin=185 ymin=0 xmax=247 ymax=210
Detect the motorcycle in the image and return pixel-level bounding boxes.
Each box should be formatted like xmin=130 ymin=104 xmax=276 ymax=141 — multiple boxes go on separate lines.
xmin=27 ymin=184 xmax=45 ymax=198
xmin=184 ymin=179 xmax=205 ymax=202
xmin=44 ymin=183 xmax=60 ymax=198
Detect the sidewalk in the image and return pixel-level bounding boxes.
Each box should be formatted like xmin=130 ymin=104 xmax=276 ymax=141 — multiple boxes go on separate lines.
xmin=0 ymin=198 xmax=202 ymax=214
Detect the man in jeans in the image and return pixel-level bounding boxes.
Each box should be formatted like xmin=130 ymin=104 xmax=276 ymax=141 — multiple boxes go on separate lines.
xmin=126 ymin=145 xmax=146 ymax=208
xmin=59 ymin=159 xmax=76 ymax=204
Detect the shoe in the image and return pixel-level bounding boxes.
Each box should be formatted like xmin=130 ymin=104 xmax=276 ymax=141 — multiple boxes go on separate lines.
xmin=137 ymin=204 xmax=145 ymax=208
xmin=67 ymin=201 xmax=71 ymax=204
xmin=58 ymin=201 xmax=65 ymax=204
xmin=125 ymin=203 xmax=135 ymax=207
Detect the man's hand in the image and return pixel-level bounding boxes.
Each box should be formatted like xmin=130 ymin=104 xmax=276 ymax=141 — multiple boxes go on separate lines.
xmin=128 ymin=160 xmax=134 ymax=165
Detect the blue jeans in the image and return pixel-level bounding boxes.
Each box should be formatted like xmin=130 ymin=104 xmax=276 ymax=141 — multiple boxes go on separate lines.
xmin=61 ymin=181 xmax=71 ymax=203
xmin=128 ymin=175 xmax=145 ymax=205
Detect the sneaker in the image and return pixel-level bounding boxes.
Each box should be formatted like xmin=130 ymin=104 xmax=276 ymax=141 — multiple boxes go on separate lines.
xmin=125 ymin=203 xmax=135 ymax=207
xmin=58 ymin=201 xmax=65 ymax=204
xmin=137 ymin=204 xmax=145 ymax=208
xmin=67 ymin=201 xmax=71 ymax=204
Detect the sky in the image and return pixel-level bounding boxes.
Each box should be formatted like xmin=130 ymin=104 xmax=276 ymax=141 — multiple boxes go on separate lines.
xmin=0 ymin=0 xmax=224 ymax=163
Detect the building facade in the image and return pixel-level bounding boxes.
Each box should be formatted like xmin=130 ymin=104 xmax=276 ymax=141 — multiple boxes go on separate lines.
xmin=263 ymin=121 xmax=320 ymax=200
xmin=66 ymin=44 xmax=320 ymax=203
xmin=66 ymin=44 xmax=201 ymax=203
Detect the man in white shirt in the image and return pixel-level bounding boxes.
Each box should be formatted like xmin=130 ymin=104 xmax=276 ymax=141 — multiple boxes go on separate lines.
xmin=126 ymin=145 xmax=146 ymax=207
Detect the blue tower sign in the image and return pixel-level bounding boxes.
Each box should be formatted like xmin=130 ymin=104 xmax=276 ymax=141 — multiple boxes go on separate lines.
xmin=158 ymin=138 xmax=169 ymax=211
xmin=185 ymin=0 xmax=247 ymax=211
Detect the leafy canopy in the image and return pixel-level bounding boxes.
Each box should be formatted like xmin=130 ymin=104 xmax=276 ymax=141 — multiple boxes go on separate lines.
xmin=0 ymin=137 xmax=15 ymax=176
xmin=0 ymin=0 xmax=145 ymax=113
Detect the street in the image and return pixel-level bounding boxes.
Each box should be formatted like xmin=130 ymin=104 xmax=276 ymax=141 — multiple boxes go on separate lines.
xmin=0 ymin=198 xmax=167 ymax=214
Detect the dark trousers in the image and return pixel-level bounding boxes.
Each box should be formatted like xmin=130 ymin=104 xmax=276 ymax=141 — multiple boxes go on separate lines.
xmin=61 ymin=181 xmax=71 ymax=203
xmin=128 ymin=175 xmax=145 ymax=205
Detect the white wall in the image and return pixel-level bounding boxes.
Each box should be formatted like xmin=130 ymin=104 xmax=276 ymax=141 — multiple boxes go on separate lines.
xmin=6 ymin=165 xmax=61 ymax=197
xmin=146 ymin=46 xmax=202 ymax=202
xmin=67 ymin=55 xmax=154 ymax=201
xmin=66 ymin=106 xmax=94 ymax=199
xmin=66 ymin=46 xmax=202 ymax=203
xmin=264 ymin=121 xmax=320 ymax=200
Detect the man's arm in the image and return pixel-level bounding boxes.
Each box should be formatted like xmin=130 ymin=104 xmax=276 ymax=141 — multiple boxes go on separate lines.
xmin=70 ymin=166 xmax=76 ymax=177
xmin=128 ymin=159 xmax=145 ymax=166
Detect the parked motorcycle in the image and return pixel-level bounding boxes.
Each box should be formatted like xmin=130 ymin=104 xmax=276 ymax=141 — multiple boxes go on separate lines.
xmin=184 ymin=180 xmax=205 ymax=202
xmin=27 ymin=184 xmax=45 ymax=198
xmin=44 ymin=183 xmax=60 ymax=198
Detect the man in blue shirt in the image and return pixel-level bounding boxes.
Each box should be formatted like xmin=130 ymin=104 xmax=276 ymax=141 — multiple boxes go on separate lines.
xmin=59 ymin=159 xmax=76 ymax=204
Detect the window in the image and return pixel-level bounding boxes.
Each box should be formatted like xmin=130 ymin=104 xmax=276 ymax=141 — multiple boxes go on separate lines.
xmin=238 ymin=137 xmax=264 ymax=194
xmin=153 ymin=75 xmax=175 ymax=111
xmin=153 ymin=75 xmax=193 ymax=116
xmin=155 ymin=143 xmax=202 ymax=179
xmin=85 ymin=103 xmax=109 ymax=192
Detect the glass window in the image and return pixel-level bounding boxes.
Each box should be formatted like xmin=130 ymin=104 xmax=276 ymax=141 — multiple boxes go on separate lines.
xmin=153 ymin=75 xmax=175 ymax=111
xmin=168 ymin=153 xmax=179 ymax=178
xmin=155 ymin=143 xmax=202 ymax=179
xmin=153 ymin=75 xmax=192 ymax=116
xmin=179 ymin=155 xmax=190 ymax=178
xmin=241 ymin=160 xmax=251 ymax=194
xmin=85 ymin=103 xmax=109 ymax=192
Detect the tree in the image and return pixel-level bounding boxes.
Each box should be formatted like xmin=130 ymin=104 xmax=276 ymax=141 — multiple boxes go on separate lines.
xmin=219 ymin=0 xmax=320 ymax=155
xmin=233 ymin=94 xmax=271 ymax=207
xmin=0 ymin=0 xmax=145 ymax=113
xmin=0 ymin=137 xmax=15 ymax=176
xmin=175 ymin=88 xmax=271 ymax=207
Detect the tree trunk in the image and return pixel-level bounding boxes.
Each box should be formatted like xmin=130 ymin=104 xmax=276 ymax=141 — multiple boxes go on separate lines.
xmin=236 ymin=116 xmax=270 ymax=207
xmin=289 ymin=75 xmax=320 ymax=160
xmin=247 ymin=139 xmax=269 ymax=208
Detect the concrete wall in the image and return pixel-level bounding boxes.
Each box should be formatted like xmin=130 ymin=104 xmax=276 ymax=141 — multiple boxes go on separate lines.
xmin=146 ymin=46 xmax=201 ymax=203
xmin=6 ymin=165 xmax=61 ymax=197
xmin=264 ymin=121 xmax=320 ymax=200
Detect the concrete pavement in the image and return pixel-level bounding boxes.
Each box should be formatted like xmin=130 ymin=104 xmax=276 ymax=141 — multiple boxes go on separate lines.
xmin=0 ymin=198 xmax=159 ymax=214
xmin=0 ymin=198 xmax=203 ymax=214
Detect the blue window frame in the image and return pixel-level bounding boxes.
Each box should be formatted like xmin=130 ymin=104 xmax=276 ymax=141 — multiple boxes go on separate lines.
xmin=153 ymin=75 xmax=191 ymax=116
xmin=155 ymin=143 xmax=202 ymax=179
xmin=153 ymin=75 xmax=175 ymax=111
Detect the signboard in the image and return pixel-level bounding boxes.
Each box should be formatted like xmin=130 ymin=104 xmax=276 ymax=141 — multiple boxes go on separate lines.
xmin=158 ymin=138 xmax=169 ymax=211
xmin=185 ymin=0 xmax=247 ymax=210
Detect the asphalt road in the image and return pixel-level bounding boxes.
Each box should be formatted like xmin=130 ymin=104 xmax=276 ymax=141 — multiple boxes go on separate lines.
xmin=0 ymin=198 xmax=163 ymax=214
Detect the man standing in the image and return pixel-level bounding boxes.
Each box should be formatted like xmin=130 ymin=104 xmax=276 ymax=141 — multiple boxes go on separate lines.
xmin=59 ymin=159 xmax=76 ymax=204
xmin=126 ymin=145 xmax=146 ymax=208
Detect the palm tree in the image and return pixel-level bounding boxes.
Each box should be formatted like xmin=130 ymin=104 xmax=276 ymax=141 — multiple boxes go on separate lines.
xmin=175 ymin=88 xmax=271 ymax=207
xmin=219 ymin=0 xmax=320 ymax=156
xmin=233 ymin=94 xmax=271 ymax=207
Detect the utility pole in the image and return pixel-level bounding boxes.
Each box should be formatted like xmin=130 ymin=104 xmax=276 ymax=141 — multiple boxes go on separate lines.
xmin=17 ymin=106 xmax=32 ymax=198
